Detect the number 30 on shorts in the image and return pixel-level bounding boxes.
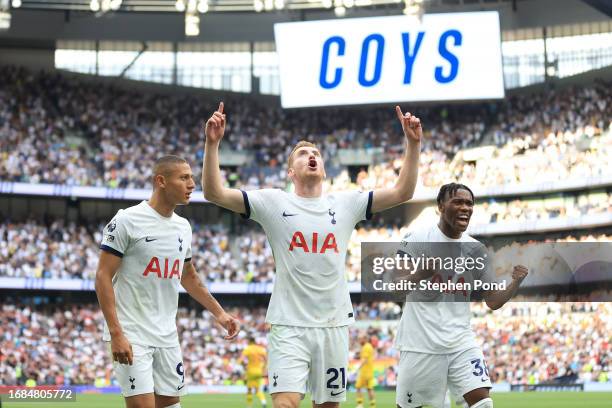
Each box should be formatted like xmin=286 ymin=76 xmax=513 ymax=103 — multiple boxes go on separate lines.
xmin=470 ymin=358 xmax=490 ymax=379
xmin=326 ymin=367 xmax=346 ymax=389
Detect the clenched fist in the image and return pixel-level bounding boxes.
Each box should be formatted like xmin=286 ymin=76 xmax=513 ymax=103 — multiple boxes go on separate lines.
xmin=512 ymin=265 xmax=528 ymax=282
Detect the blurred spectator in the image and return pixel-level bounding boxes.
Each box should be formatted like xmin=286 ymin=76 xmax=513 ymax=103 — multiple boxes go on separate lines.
xmin=2 ymin=66 xmax=609 ymax=191
xmin=1 ymin=215 xmax=611 ymax=282
xmin=0 ymin=302 xmax=609 ymax=386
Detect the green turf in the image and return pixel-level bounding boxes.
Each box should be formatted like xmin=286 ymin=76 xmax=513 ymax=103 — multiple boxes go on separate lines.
xmin=2 ymin=391 xmax=612 ymax=407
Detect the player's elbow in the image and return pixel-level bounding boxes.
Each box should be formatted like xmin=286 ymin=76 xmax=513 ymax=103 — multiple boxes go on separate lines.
xmin=394 ymin=187 xmax=414 ymax=204
xmin=202 ymin=179 xmax=226 ymax=202
xmin=485 ymin=299 xmax=502 ymax=310
xmin=180 ymin=273 xmax=196 ymax=293
xmin=202 ymin=188 xmax=213 ymax=201
xmin=94 ymin=270 xmax=105 ymax=298
xmin=203 ymin=187 xmax=222 ymax=204
xmin=94 ymin=267 xmax=112 ymax=295
xmin=179 ymin=279 xmax=192 ymax=294
xmin=402 ymin=190 xmax=414 ymax=202
xmin=94 ymin=269 xmax=104 ymax=290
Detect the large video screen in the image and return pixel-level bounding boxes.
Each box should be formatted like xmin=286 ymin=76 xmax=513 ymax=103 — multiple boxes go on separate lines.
xmin=274 ymin=12 xmax=504 ymax=108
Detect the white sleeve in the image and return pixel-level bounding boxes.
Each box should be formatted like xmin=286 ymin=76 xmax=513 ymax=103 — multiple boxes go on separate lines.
xmin=241 ymin=189 xmax=280 ymax=226
xmin=397 ymin=231 xmax=423 ymax=258
xmin=184 ymin=224 xmax=193 ymax=262
xmin=337 ymin=190 xmax=374 ymax=226
xmin=99 ymin=210 xmax=131 ymax=258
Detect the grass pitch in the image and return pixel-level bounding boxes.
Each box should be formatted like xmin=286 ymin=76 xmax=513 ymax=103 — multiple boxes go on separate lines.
xmin=2 ymin=391 xmax=612 ymax=407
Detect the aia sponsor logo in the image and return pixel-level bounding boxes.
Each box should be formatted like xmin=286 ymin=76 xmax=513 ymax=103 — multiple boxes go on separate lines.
xmin=289 ymin=231 xmax=338 ymax=254
xmin=143 ymin=257 xmax=181 ymax=279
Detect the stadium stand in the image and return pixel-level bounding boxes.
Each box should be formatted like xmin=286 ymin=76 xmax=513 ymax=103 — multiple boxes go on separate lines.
xmin=2 ymin=208 xmax=610 ymax=282
xmin=1 ymin=66 xmax=610 ymax=192
xmin=1 ymin=302 xmax=609 ymax=387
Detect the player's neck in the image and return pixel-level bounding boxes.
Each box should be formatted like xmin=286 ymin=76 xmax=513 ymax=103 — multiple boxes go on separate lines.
xmin=293 ymin=180 xmax=322 ymax=198
xmin=437 ymin=220 xmax=462 ymax=239
xmin=148 ymin=193 xmax=176 ymax=218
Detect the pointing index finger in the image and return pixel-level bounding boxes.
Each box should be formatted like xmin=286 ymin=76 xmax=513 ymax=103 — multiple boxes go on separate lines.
xmin=217 ymin=102 xmax=224 ymax=114
xmin=395 ymin=105 xmax=404 ymax=121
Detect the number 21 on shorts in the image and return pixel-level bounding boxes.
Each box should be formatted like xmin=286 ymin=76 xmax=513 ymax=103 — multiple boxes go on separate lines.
xmin=326 ymin=367 xmax=346 ymax=389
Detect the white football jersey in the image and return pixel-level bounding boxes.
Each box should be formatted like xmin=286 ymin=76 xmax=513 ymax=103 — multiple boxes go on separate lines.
xmin=100 ymin=201 xmax=192 ymax=347
xmin=243 ymin=189 xmax=373 ymax=327
xmin=394 ymin=224 xmax=494 ymax=354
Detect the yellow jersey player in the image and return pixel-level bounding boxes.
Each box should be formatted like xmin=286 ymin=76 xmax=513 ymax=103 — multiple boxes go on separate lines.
xmin=242 ymin=336 xmax=267 ymax=408
xmin=355 ymin=335 xmax=376 ymax=408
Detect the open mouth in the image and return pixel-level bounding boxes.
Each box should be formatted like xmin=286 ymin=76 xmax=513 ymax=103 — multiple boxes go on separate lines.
xmin=456 ymin=214 xmax=470 ymax=226
xmin=308 ymin=158 xmax=317 ymax=169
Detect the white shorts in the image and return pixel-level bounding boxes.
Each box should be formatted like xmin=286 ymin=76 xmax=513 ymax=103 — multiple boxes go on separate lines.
xmin=267 ymin=325 xmax=349 ymax=404
xmin=107 ymin=342 xmax=187 ymax=398
xmin=396 ymin=347 xmax=492 ymax=408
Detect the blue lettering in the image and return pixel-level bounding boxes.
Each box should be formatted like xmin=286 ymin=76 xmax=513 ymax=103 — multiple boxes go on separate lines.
xmin=358 ymin=34 xmax=385 ymax=87
xmin=401 ymin=31 xmax=425 ymax=84
xmin=435 ymin=29 xmax=462 ymax=83
xmin=319 ymin=36 xmax=345 ymax=89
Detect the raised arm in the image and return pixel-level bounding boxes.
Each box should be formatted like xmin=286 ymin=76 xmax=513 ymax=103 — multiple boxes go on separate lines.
xmin=181 ymin=260 xmax=240 ymax=340
xmin=202 ymin=102 xmax=246 ymax=214
xmin=95 ymin=251 xmax=133 ymax=365
xmin=484 ymin=265 xmax=528 ymax=310
xmin=371 ymin=106 xmax=422 ymax=213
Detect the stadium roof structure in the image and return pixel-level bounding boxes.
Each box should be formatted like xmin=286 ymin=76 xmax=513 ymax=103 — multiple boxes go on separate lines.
xmin=6 ymin=0 xmax=528 ymax=14
xmin=0 ymin=0 xmax=608 ymax=44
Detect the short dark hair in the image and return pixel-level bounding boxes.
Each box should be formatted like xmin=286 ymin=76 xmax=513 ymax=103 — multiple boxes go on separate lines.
xmin=152 ymin=155 xmax=188 ymax=186
xmin=436 ymin=183 xmax=475 ymax=205
xmin=153 ymin=155 xmax=187 ymax=176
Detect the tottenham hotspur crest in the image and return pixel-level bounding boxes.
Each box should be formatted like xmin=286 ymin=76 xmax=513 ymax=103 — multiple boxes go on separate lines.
xmin=328 ymin=209 xmax=336 ymax=225
xmin=178 ymin=237 xmax=183 ymax=252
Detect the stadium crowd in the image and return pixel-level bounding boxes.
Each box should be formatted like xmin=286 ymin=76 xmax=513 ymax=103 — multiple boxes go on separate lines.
xmin=1 ymin=65 xmax=610 ymax=392
xmin=473 ymin=191 xmax=612 ymax=224
xmin=472 ymin=302 xmax=611 ymax=384
xmin=341 ymin=86 xmax=612 ymax=192
xmin=0 ymin=219 xmax=276 ymax=282
xmin=0 ymin=302 xmax=609 ymax=388
xmin=1 ymin=66 xmax=610 ymax=192
xmin=1 ymin=208 xmax=610 ymax=282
